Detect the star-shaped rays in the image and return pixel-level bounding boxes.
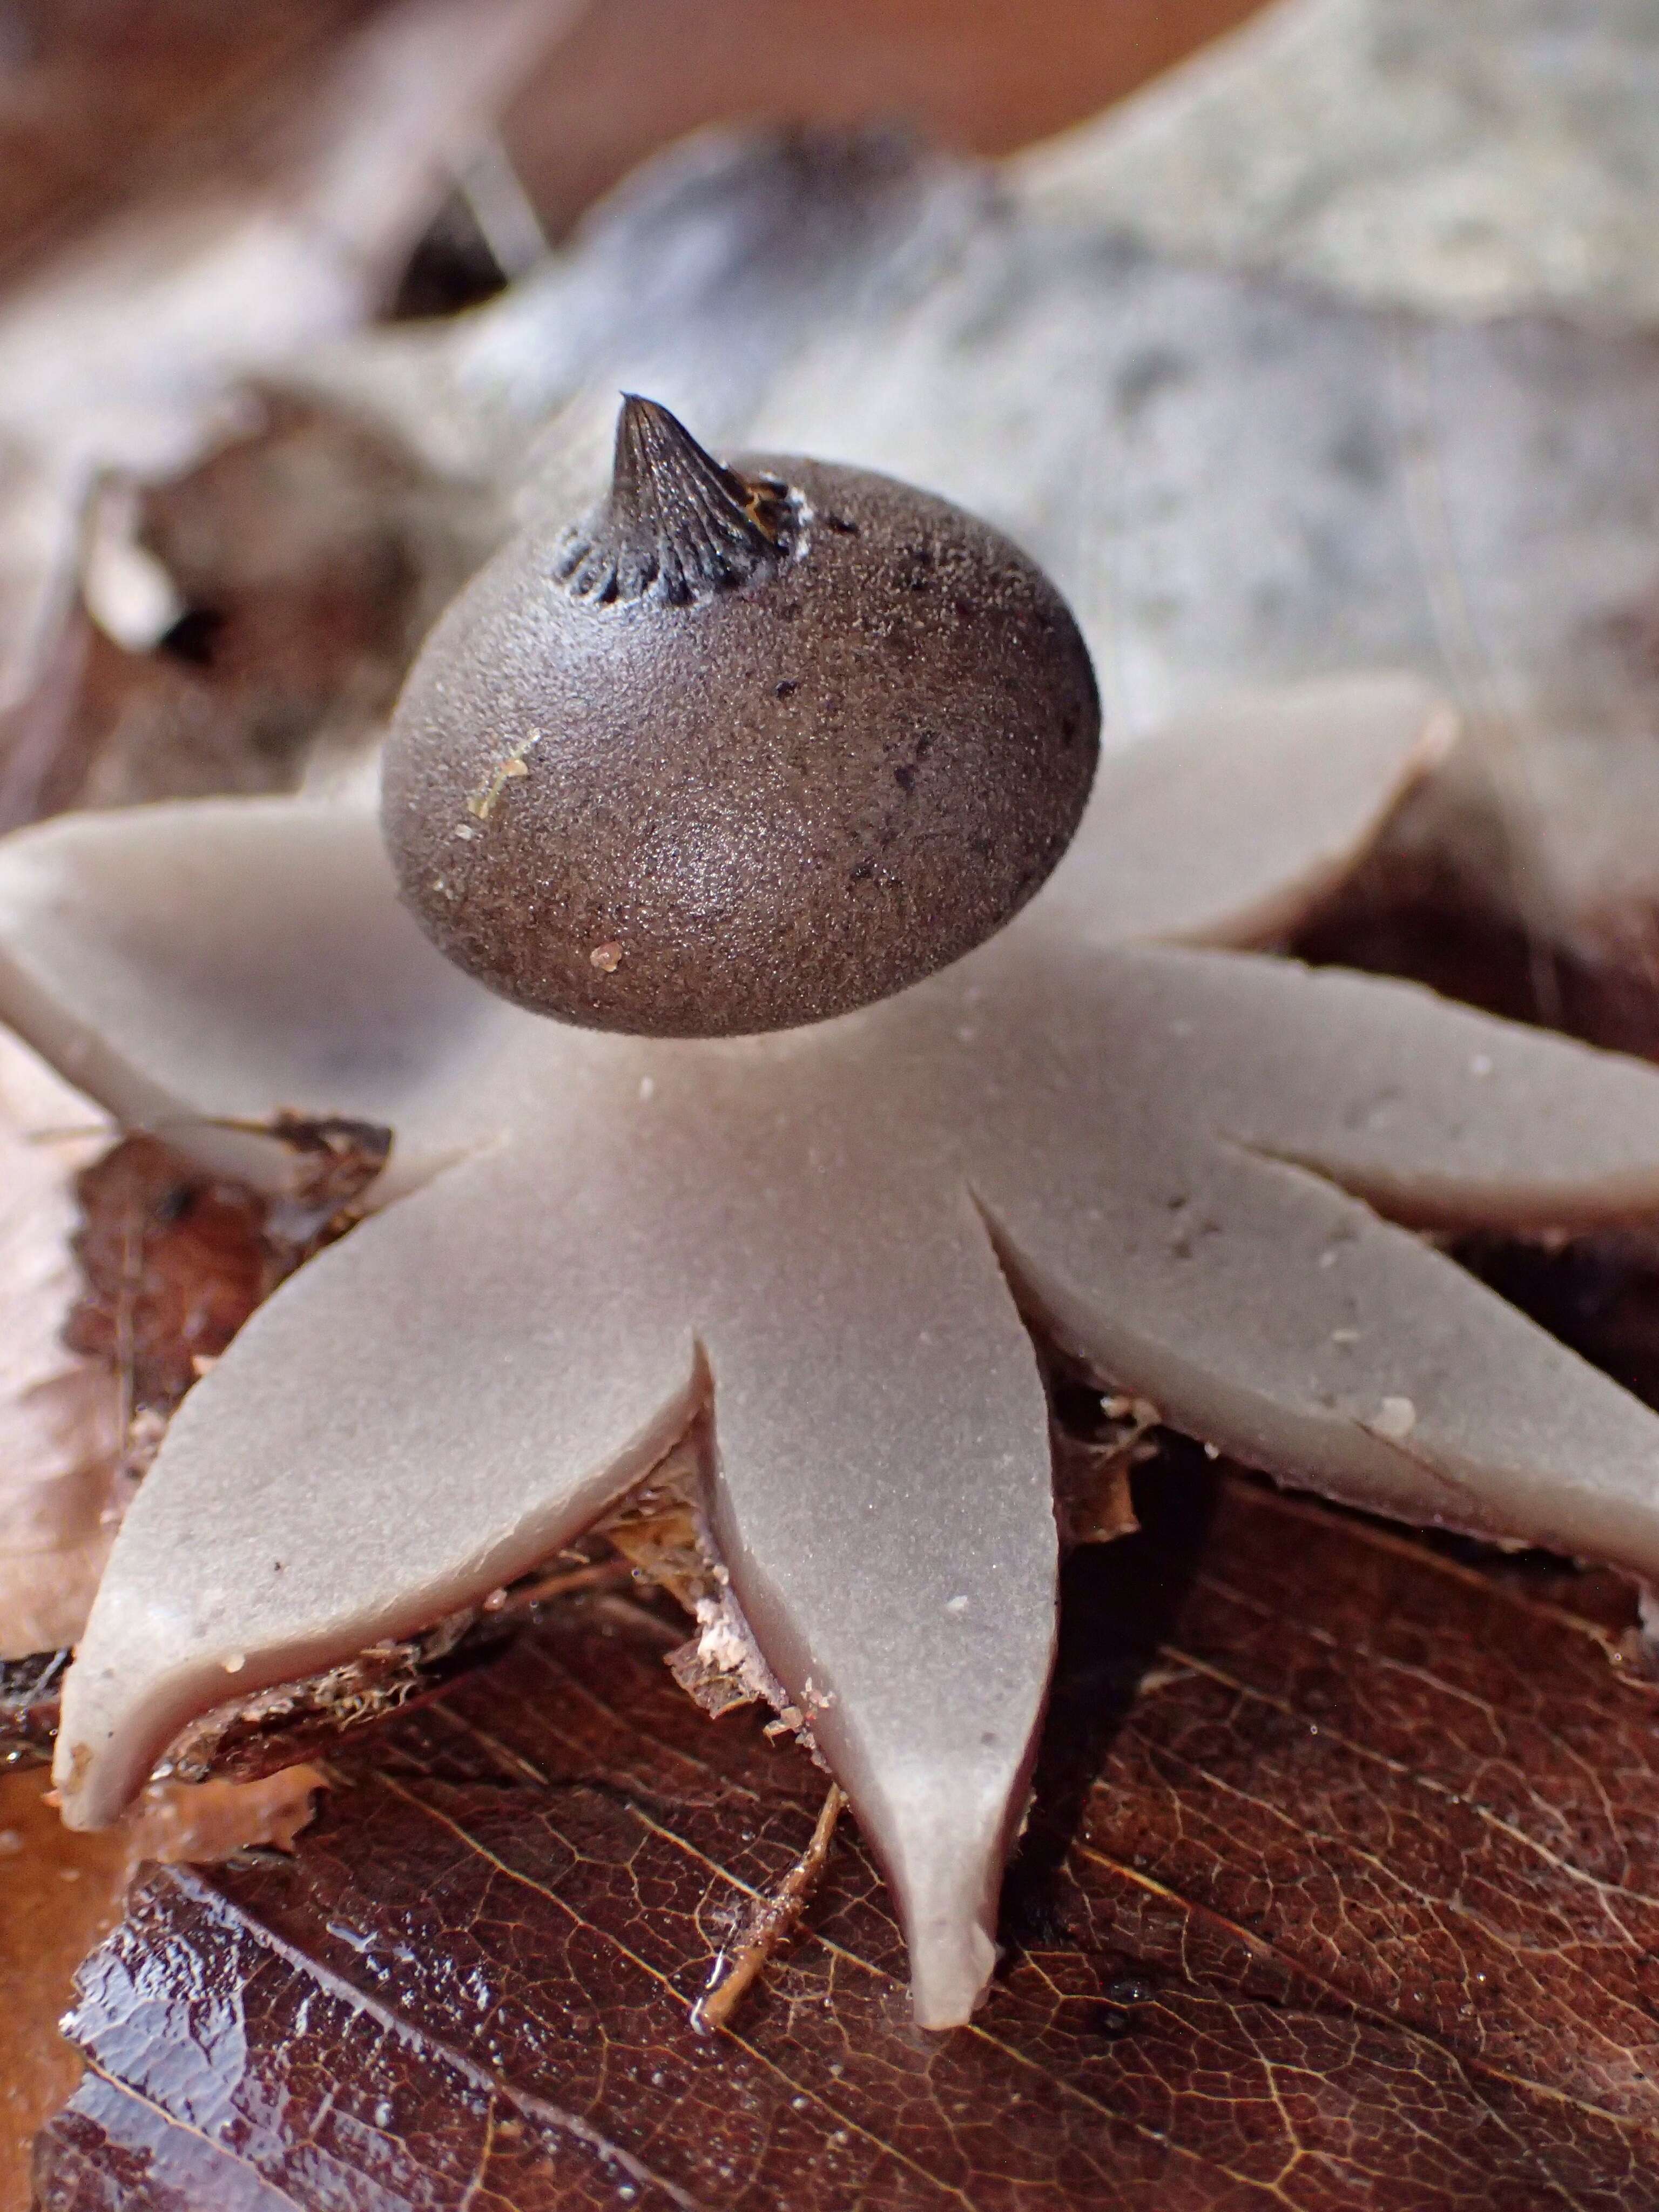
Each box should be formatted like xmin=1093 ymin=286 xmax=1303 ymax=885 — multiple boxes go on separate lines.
xmin=9 ymin=673 xmax=1659 ymax=2027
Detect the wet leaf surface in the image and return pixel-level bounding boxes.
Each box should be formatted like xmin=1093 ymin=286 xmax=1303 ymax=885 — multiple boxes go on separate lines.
xmin=0 ymin=1768 xmax=126 ymax=2212
xmin=30 ymin=1449 xmax=1659 ymax=2210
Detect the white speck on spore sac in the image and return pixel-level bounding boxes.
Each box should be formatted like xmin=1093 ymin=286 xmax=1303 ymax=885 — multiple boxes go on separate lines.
xmin=1470 ymin=1054 xmax=1493 ymax=1077
xmin=946 ymin=1594 xmax=969 ymax=1615
xmin=1370 ymin=1395 xmax=1417 ymax=1439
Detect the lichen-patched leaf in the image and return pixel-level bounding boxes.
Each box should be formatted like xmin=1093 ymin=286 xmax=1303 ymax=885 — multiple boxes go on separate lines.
xmin=34 ymin=1475 xmax=1659 ymax=2208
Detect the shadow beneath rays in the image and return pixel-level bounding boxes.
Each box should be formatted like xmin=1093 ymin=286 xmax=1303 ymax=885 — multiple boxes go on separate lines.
xmin=999 ymin=1433 xmax=1220 ymax=1956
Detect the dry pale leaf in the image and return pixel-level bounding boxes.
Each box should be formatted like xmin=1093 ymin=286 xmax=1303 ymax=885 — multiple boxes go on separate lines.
xmin=0 ymin=1029 xmax=117 ymax=1662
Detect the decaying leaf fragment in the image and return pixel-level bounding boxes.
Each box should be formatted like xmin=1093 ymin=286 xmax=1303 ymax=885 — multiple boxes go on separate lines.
xmin=123 ymin=1764 xmax=329 ymax=1868
xmin=64 ymin=1136 xmax=271 ymax=1447
xmin=29 ymin=395 xmax=503 ymax=822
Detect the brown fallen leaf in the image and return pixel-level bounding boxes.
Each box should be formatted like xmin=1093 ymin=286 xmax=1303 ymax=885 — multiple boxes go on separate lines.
xmin=63 ymin=1137 xmax=272 ymax=1435
xmin=26 ymin=1444 xmax=1659 ymax=2211
xmin=0 ymin=4 xmax=380 ymax=291
xmin=59 ymin=1117 xmax=389 ymax=1477
xmin=0 ymin=1767 xmax=126 ymax=2212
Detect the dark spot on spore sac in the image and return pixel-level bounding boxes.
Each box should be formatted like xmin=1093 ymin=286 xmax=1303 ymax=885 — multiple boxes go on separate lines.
xmin=1116 ymin=346 xmax=1189 ymax=417
xmin=896 ymin=543 xmax=936 ymax=592
xmin=1328 ymin=416 xmax=1388 ymax=490
xmin=894 ymin=765 xmax=916 ymax=792
xmin=774 ymin=679 xmax=798 ymax=698
xmin=824 ymin=513 xmax=859 ymax=535
xmin=158 ymin=606 xmax=226 ymax=667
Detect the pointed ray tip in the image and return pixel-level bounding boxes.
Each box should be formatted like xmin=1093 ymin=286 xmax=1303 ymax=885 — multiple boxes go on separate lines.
xmin=858 ymin=1761 xmax=1034 ymax=2027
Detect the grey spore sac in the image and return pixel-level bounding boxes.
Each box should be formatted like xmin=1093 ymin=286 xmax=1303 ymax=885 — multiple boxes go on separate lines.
xmin=382 ymin=397 xmax=1099 ymax=1037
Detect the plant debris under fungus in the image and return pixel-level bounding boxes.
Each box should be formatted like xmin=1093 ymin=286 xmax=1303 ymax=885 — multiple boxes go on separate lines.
xmin=10 ymin=414 xmax=1659 ymax=2029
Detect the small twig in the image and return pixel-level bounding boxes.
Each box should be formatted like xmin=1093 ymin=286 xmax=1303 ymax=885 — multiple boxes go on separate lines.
xmin=482 ymin=1557 xmax=633 ymax=1614
xmin=690 ymin=1782 xmax=846 ymax=2036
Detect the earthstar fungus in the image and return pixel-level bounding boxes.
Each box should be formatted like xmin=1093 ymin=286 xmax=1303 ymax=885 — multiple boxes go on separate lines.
xmin=10 ymin=637 xmax=1659 ymax=2028
xmin=382 ymin=398 xmax=1100 ymax=1035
